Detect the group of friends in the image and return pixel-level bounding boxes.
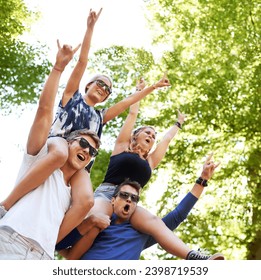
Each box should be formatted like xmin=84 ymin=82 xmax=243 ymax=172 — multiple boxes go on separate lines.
xmin=0 ymin=9 xmax=224 ymax=260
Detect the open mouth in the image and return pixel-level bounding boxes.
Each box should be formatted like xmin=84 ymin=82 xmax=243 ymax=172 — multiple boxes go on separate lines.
xmin=123 ymin=204 xmax=130 ymax=213
xmin=77 ymin=153 xmax=86 ymax=161
xmin=145 ymin=138 xmax=150 ymax=143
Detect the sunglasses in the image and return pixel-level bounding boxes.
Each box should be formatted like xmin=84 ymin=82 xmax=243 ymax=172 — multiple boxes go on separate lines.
xmin=74 ymin=137 xmax=98 ymax=157
xmin=116 ymin=191 xmax=140 ymax=203
xmin=95 ymin=79 xmax=112 ymax=95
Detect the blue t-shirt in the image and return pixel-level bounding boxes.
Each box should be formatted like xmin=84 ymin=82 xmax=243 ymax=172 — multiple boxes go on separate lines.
xmin=56 ymin=192 xmax=198 ymax=259
xmin=49 ymin=90 xmax=105 ymax=138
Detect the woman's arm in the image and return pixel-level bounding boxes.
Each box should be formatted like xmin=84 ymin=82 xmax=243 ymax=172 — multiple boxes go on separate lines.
xmin=111 ymin=102 xmax=140 ymax=155
xmin=103 ymin=73 xmax=170 ymax=124
xmin=61 ymin=8 xmax=102 ymax=106
xmin=148 ymin=110 xmax=186 ymax=169
xmin=111 ymin=78 xmax=145 ymax=155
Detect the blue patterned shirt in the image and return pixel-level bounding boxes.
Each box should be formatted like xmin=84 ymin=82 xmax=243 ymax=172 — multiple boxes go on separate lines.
xmin=49 ymin=90 xmax=105 ymax=138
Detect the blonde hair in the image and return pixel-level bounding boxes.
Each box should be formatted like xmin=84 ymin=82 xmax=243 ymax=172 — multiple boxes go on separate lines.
xmin=84 ymin=74 xmax=113 ymax=93
xmin=129 ymin=126 xmax=156 ymax=159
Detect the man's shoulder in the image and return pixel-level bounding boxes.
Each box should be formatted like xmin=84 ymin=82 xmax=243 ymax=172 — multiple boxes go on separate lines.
xmin=24 ymin=143 xmax=48 ymax=163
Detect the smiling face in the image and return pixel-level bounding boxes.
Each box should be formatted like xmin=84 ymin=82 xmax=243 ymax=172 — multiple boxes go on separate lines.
xmin=112 ymin=184 xmax=140 ymax=224
xmin=84 ymin=75 xmax=112 ymax=105
xmin=67 ymin=135 xmax=99 ymax=171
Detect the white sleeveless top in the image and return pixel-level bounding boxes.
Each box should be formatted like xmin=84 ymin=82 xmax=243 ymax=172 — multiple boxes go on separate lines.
xmin=0 ymin=144 xmax=71 ymax=259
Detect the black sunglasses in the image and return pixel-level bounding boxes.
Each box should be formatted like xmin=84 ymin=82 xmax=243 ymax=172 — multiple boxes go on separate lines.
xmin=95 ymin=79 xmax=112 ymax=95
xmin=116 ymin=191 xmax=140 ymax=203
xmin=74 ymin=137 xmax=98 ymax=157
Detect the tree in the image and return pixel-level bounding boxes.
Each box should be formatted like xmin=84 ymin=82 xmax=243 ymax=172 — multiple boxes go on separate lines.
xmin=88 ymin=45 xmax=156 ymax=137
xmin=0 ymin=0 xmax=51 ymax=111
xmin=141 ymin=0 xmax=261 ymax=260
xmin=58 ymin=0 xmax=260 ymax=260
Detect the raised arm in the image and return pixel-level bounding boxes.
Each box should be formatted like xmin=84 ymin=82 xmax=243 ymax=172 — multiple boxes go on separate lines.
xmin=112 ymin=102 xmax=140 ymax=155
xmin=27 ymin=41 xmax=80 ymax=155
xmin=190 ymin=153 xmax=220 ymax=198
xmin=61 ymin=8 xmax=102 ymax=106
xmin=147 ymin=110 xmax=186 ymax=170
xmin=112 ymin=78 xmax=145 ymax=155
xmin=103 ymin=72 xmax=170 ymax=124
xmin=144 ymin=153 xmax=220 ymax=249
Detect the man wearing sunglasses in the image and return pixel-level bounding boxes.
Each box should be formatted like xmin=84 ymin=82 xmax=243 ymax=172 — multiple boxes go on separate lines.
xmin=72 ymin=137 xmax=99 ymax=158
xmin=0 ymin=41 xmax=101 ymax=260
xmin=1 ymin=9 xmax=171 ymax=248
xmin=57 ymin=156 xmax=224 ymax=260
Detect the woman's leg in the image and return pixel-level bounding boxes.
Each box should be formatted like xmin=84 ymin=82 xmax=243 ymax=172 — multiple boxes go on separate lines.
xmin=78 ymin=198 xmax=113 ymax=235
xmin=60 ymin=198 xmax=113 ymax=259
xmin=1 ymin=137 xmax=68 ymax=210
xmin=130 ymin=206 xmax=190 ymax=259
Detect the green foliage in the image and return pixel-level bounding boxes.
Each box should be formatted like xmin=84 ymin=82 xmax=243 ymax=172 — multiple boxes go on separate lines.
xmin=141 ymin=0 xmax=261 ymax=260
xmin=90 ymin=149 xmax=111 ymax=189
xmin=0 ymin=0 xmax=51 ymax=112
xmin=3 ymin=0 xmax=260 ymax=261
xmin=0 ymin=0 xmax=32 ymax=38
xmin=83 ymin=1 xmax=260 ymax=258
xmin=88 ymin=45 xmax=156 ymax=137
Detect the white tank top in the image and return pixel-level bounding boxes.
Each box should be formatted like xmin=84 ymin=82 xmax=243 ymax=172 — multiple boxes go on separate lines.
xmin=0 ymin=144 xmax=71 ymax=259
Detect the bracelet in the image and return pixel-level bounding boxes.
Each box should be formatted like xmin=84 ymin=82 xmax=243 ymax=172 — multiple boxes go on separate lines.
xmin=196 ymin=177 xmax=208 ymax=187
xmin=175 ymin=121 xmax=182 ymax=129
xmin=53 ymin=66 xmax=63 ymax=72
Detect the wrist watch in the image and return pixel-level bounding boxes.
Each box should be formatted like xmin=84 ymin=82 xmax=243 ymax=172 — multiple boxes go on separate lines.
xmin=196 ymin=177 xmax=208 ymax=187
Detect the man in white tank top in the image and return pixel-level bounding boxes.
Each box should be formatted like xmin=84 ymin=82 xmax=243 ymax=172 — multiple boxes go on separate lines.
xmin=0 ymin=42 xmax=101 ymax=260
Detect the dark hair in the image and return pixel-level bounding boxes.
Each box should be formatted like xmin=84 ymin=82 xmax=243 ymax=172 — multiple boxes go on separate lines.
xmin=113 ymin=179 xmax=141 ymax=197
xmin=66 ymin=129 xmax=101 ymax=149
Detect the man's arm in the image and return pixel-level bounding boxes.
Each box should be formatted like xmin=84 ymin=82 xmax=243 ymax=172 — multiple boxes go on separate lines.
xmin=56 ymin=170 xmax=93 ymax=243
xmin=57 ymin=213 xmax=110 ymax=259
xmin=27 ymin=41 xmax=80 ymax=155
xmin=55 ymin=227 xmax=82 ymax=251
xmin=143 ymin=153 xmax=220 ymax=249
xmin=143 ymin=192 xmax=198 ymax=249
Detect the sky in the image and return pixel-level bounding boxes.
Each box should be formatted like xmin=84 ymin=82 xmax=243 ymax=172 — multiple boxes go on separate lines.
xmin=0 ymin=0 xmax=168 ymax=206
xmin=24 ymin=0 xmax=152 ymax=54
